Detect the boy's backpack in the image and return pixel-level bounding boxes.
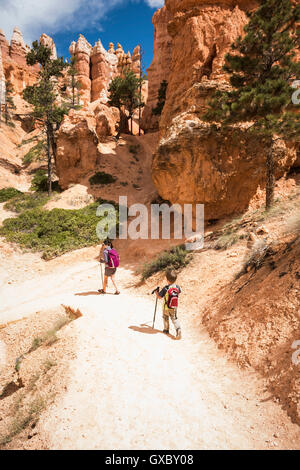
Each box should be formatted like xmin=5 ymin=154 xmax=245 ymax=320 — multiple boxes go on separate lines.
xmin=166 ymin=285 xmax=179 ymax=309
xmin=108 ymin=249 xmax=119 ymax=268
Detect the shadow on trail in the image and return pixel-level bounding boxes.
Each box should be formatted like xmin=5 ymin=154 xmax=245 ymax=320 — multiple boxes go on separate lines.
xmin=129 ymin=324 xmax=176 ymax=340
xmin=75 ymin=291 xmax=116 ymax=296
xmin=75 ymin=291 xmax=101 ymax=297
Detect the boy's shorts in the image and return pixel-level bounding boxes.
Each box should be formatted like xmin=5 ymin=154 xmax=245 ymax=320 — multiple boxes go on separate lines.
xmin=105 ymin=267 xmax=117 ymax=277
xmin=163 ymin=306 xmax=178 ymax=318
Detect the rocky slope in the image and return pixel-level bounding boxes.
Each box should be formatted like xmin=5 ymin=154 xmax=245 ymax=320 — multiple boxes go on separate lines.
xmin=201 ymin=186 xmax=300 ymax=425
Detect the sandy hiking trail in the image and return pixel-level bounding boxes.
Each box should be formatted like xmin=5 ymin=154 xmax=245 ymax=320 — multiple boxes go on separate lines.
xmin=1 ymin=255 xmax=299 ymax=450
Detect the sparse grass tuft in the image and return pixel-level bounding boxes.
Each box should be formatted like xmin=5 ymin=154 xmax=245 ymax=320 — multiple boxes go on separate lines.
xmin=236 ymin=239 xmax=271 ymax=279
xmin=215 ymin=231 xmax=240 ymax=250
xmin=30 ymin=318 xmax=70 ymax=353
xmin=30 ymin=337 xmax=43 ymax=352
xmin=0 ymin=396 xmax=46 ymax=447
xmin=141 ymin=245 xmax=193 ymax=281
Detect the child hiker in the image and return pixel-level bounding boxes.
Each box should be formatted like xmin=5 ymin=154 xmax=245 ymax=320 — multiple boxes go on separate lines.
xmin=154 ymin=270 xmax=182 ymax=340
xmin=98 ymin=239 xmax=120 ymax=295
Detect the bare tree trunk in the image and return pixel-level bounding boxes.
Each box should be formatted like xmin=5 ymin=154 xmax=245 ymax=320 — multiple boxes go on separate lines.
xmin=116 ymin=110 xmax=129 ymax=140
xmin=46 ymin=125 xmax=52 ymax=196
xmin=266 ymin=139 xmax=275 ymax=210
xmin=48 ymin=123 xmax=57 ymax=166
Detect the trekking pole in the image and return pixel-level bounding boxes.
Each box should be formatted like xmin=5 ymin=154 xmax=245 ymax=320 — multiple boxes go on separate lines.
xmin=151 ymin=287 xmax=159 ymax=329
xmin=100 ymin=262 xmax=104 ymax=290
xmin=152 ymin=297 xmax=158 ymax=329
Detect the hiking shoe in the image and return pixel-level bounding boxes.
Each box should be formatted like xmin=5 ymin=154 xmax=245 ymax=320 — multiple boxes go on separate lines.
xmin=176 ymin=329 xmax=182 ymax=340
xmin=163 ymin=330 xmax=169 ymax=335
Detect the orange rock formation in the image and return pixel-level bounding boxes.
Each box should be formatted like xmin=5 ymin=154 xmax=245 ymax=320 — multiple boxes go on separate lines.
xmin=69 ymin=36 xmax=142 ymax=106
xmin=149 ymin=0 xmax=299 ymax=220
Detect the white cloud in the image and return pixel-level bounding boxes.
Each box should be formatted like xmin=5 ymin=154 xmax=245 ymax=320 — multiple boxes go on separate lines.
xmin=0 ymin=0 xmax=163 ymax=46
xmin=0 ymin=0 xmax=164 ymax=46
xmin=145 ymin=0 xmax=164 ymax=7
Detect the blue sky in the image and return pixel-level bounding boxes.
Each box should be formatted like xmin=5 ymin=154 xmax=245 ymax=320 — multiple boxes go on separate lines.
xmin=0 ymin=0 xmax=164 ymax=70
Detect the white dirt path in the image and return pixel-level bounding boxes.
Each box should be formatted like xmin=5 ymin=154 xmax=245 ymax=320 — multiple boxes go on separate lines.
xmin=2 ymin=262 xmax=298 ymax=450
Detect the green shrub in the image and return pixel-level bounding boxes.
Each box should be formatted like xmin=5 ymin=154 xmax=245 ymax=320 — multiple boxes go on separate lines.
xmin=0 ymin=202 xmax=120 ymax=260
xmin=141 ymin=245 xmax=192 ymax=281
xmin=0 ymin=188 xmax=23 ymax=203
xmin=30 ymin=170 xmax=61 ymax=193
xmin=4 ymin=192 xmax=49 ymax=213
xmin=23 ymin=141 xmax=46 ymax=165
xmin=31 ymin=170 xmax=48 ymax=192
xmin=89 ymin=172 xmax=117 ymax=186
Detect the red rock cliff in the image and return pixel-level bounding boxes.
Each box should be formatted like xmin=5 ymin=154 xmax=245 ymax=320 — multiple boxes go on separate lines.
xmin=150 ymin=0 xmax=299 ymax=220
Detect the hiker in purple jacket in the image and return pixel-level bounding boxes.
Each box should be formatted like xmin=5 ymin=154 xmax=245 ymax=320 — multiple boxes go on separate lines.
xmin=98 ymin=239 xmax=120 ymax=295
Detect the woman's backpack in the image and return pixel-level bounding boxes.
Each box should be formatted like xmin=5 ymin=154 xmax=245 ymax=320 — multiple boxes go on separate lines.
xmin=108 ymin=249 xmax=120 ymax=268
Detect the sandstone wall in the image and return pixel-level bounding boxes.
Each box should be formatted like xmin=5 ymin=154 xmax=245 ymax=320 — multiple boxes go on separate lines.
xmin=160 ymin=0 xmax=257 ymax=131
xmin=152 ymin=118 xmax=297 ymax=220
xmin=56 ymin=103 xmax=120 ymax=189
xmin=141 ymin=6 xmax=173 ymax=132
xmin=0 ymin=47 xmax=5 ymax=102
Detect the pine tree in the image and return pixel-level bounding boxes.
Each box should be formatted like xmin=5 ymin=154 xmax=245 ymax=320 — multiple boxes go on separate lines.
xmin=108 ymin=70 xmax=144 ymax=138
xmin=138 ymin=45 xmax=146 ymax=136
xmin=204 ymin=0 xmax=300 ymax=209
xmin=66 ymin=56 xmax=81 ymax=108
xmin=4 ymin=80 xmax=16 ymax=125
xmin=23 ymin=41 xmax=68 ymax=195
